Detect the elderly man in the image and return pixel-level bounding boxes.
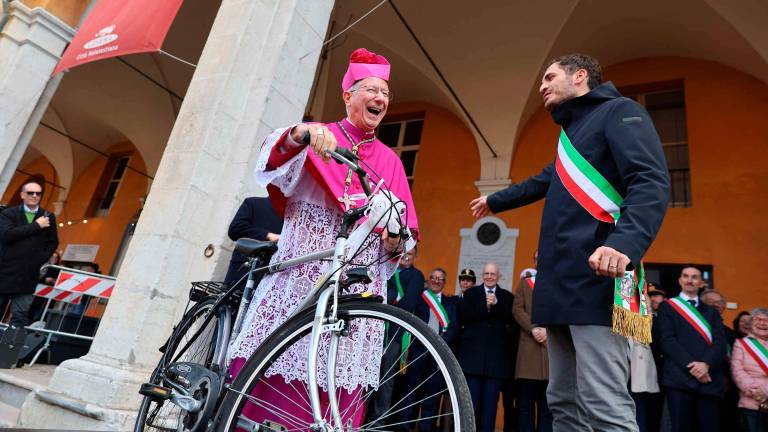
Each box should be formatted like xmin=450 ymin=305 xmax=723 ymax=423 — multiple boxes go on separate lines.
xmin=366 ymin=245 xmax=425 ymax=427
xmin=457 ymin=262 xmax=515 ymax=432
xmin=226 ymin=48 xmax=419 ymax=428
xmin=396 ymin=267 xmax=459 ymax=431
xmin=0 ymin=181 xmax=59 ymax=328
xmin=657 ymin=266 xmax=727 ymax=432
xmin=470 ymin=53 xmax=670 ymax=431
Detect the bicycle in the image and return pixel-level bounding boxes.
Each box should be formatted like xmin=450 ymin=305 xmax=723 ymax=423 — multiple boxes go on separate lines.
xmin=134 ymin=148 xmax=475 ymax=432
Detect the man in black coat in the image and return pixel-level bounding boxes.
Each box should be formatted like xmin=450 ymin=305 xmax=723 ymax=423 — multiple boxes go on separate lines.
xmin=223 ymin=197 xmax=283 ymax=288
xmin=470 ymin=54 xmax=670 ymax=431
xmin=365 ymin=245 xmax=425 ymax=427
xmin=396 ymin=267 xmax=459 ymax=431
xmin=456 ymin=262 xmax=515 ymax=432
xmin=0 ymin=182 xmax=59 ymax=327
xmin=657 ymin=266 xmax=727 ymax=432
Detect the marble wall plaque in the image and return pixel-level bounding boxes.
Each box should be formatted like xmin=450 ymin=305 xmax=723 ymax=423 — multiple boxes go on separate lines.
xmin=456 ymin=216 xmax=518 ymax=294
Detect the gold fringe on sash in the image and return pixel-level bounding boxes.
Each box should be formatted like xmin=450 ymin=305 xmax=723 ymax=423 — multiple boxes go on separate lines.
xmin=612 ymin=306 xmax=652 ymax=345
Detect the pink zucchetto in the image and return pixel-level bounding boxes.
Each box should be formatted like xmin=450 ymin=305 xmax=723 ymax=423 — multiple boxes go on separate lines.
xmin=341 ymin=48 xmax=390 ymax=91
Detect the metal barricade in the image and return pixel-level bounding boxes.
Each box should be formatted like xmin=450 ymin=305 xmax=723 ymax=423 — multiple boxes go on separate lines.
xmin=0 ymin=265 xmax=116 ymax=366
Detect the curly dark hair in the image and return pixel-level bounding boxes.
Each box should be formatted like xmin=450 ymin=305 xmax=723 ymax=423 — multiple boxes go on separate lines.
xmin=547 ymin=53 xmax=603 ymax=90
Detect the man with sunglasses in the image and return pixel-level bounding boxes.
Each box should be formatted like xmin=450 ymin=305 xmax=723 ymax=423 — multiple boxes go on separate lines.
xmin=0 ymin=182 xmax=59 ymax=328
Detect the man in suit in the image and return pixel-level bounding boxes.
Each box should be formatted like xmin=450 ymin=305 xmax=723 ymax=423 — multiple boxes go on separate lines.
xmin=0 ymin=182 xmax=59 ymax=327
xmin=223 ymin=196 xmax=283 ymax=287
xmin=457 ymin=262 xmax=515 ymax=432
xmin=470 ymin=54 xmax=669 ymax=431
xmin=366 ymin=246 xmax=425 ymax=427
xmin=396 ymin=267 xmax=458 ymax=431
xmin=657 ymin=266 xmax=727 ymax=432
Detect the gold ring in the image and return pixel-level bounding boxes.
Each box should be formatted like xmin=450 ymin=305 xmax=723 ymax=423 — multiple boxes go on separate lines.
xmin=316 ymin=128 xmax=324 ymax=136
xmin=609 ymin=265 xmax=617 ymax=268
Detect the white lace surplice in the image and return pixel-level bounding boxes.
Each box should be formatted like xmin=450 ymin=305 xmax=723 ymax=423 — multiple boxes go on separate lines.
xmin=228 ymin=128 xmax=398 ymax=393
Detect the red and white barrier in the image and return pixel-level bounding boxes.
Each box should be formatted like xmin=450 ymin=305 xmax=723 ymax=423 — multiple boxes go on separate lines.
xmin=34 ymin=270 xmax=115 ymax=304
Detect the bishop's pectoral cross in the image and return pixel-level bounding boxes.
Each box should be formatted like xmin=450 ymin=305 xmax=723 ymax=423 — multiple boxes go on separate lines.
xmin=338 ymin=194 xmax=354 ymax=211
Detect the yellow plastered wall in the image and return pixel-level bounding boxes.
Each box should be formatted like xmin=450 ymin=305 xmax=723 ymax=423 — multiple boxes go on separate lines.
xmin=19 ymin=0 xmax=90 ymax=27
xmin=54 ymin=142 xmax=148 ymax=273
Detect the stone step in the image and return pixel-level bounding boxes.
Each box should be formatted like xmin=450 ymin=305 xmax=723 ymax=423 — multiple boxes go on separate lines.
xmin=0 ymin=364 xmax=55 ymax=408
xmin=0 ymin=400 xmax=20 ymax=428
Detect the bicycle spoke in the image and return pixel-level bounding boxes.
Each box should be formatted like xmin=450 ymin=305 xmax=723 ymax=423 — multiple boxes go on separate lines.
xmin=226 ymin=387 xmax=309 ymax=430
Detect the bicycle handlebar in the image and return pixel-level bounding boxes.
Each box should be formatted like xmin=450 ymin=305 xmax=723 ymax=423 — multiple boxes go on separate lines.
xmin=300 ymin=130 xmax=373 ymax=197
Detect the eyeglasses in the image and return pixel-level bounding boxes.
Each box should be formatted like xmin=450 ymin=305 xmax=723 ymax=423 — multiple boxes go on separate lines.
xmin=351 ymin=85 xmax=393 ymax=101
xmin=24 ymin=191 xmax=43 ymax=196
xmin=429 ymin=276 xmax=446 ymax=282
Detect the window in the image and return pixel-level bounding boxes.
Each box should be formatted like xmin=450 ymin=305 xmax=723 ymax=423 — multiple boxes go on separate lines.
xmin=378 ymin=116 xmax=423 ymax=189
xmin=87 ymin=155 xmax=131 ymax=217
xmin=622 ymin=81 xmax=691 ymax=207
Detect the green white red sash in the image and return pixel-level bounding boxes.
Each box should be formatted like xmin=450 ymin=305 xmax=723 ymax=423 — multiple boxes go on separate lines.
xmin=666 ymin=297 xmax=713 ymax=345
xmin=555 ymin=128 xmax=622 ymax=223
xmin=421 ymin=290 xmax=450 ymax=330
xmin=555 ymin=128 xmax=651 ymax=343
xmin=393 ymin=270 xmax=405 ymax=304
xmin=525 ymin=276 xmax=535 ymax=290
xmin=738 ymin=337 xmax=768 ymax=375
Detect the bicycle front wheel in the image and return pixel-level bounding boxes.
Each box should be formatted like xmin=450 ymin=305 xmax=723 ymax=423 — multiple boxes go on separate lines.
xmin=215 ymin=300 xmax=474 ymax=432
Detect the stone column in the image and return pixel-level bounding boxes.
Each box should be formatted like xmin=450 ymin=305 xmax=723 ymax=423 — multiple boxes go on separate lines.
xmin=19 ymin=0 xmax=333 ymax=429
xmin=0 ymin=1 xmax=74 ymax=195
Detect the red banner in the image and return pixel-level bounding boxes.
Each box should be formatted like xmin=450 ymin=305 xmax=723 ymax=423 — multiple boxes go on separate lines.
xmin=52 ymin=0 xmax=185 ymax=76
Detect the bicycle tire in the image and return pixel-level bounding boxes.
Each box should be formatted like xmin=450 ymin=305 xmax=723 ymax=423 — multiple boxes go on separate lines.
xmin=215 ymin=300 xmax=474 ymax=431
xmin=134 ymin=297 xmax=222 ymax=432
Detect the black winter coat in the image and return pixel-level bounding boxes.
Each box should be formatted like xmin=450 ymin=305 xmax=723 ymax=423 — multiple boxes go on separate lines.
xmin=223 ymin=197 xmax=283 ymax=287
xmin=487 ymin=82 xmax=670 ymax=326
xmin=657 ymin=299 xmax=727 ymax=396
xmin=456 ymin=284 xmax=516 ymax=379
xmin=0 ymin=205 xmax=59 ymax=295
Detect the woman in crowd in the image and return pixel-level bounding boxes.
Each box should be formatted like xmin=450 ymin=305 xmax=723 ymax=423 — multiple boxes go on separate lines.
xmin=736 ymin=311 xmax=753 ymax=338
xmin=731 ymin=308 xmax=768 ymax=431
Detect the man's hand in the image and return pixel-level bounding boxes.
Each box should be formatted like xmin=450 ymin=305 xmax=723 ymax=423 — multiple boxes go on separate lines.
xmin=532 ymin=327 xmax=547 ymax=344
xmin=469 ymin=196 xmax=490 ymax=219
xmin=381 ymin=231 xmax=402 ymax=254
xmin=266 ymin=233 xmax=280 ymax=243
xmin=486 ymin=293 xmax=497 ymax=309
xmin=35 ymin=216 xmax=50 ymax=229
xmin=588 ymin=246 xmax=631 ymax=278
xmin=687 ymin=361 xmax=710 ymax=380
xmin=695 ymin=372 xmax=712 ymax=384
xmin=291 ymin=124 xmax=337 ymax=162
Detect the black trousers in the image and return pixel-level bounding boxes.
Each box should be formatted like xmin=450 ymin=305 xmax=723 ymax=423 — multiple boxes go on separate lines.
xmin=665 ymin=387 xmax=720 ymax=432
xmin=0 ymin=294 xmax=34 ymax=327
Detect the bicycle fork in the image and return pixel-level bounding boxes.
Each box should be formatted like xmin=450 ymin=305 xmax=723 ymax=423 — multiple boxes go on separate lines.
xmin=306 ymin=238 xmax=348 ymax=431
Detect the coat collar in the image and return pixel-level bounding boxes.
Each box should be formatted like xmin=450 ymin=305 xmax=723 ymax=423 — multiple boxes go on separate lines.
xmin=550 ymin=81 xmax=622 ymax=127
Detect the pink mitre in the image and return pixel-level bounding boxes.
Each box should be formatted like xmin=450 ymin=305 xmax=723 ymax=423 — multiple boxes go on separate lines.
xmin=341 ymin=48 xmax=391 ymax=91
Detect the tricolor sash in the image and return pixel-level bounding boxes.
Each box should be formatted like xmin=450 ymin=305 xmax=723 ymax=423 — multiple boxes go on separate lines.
xmin=666 ymin=297 xmax=713 ymax=345
xmin=422 ymin=290 xmax=450 ymax=330
xmin=525 ymin=275 xmax=535 ymax=290
xmin=393 ymin=270 xmax=405 ymax=304
xmin=738 ymin=337 xmax=768 ymax=375
xmin=555 ymin=128 xmax=651 ymax=344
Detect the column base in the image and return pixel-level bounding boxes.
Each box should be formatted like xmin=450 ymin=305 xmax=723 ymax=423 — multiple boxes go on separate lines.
xmin=19 ymin=354 xmax=150 ymax=430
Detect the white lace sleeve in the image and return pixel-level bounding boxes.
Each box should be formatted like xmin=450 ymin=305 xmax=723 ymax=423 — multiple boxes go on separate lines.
xmin=254 ymin=126 xmax=309 ymax=196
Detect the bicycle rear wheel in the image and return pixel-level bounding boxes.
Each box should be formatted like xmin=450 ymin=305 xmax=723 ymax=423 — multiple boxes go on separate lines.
xmin=215 ymin=300 xmax=474 ymax=431
xmin=134 ymin=298 xmax=222 ymax=432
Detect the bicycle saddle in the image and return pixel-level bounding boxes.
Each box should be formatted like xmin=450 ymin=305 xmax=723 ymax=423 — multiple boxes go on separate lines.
xmin=235 ymin=238 xmax=277 ymax=259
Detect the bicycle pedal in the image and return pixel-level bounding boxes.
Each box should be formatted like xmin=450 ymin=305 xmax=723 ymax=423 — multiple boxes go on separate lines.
xmin=139 ymin=383 xmax=172 ymax=400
